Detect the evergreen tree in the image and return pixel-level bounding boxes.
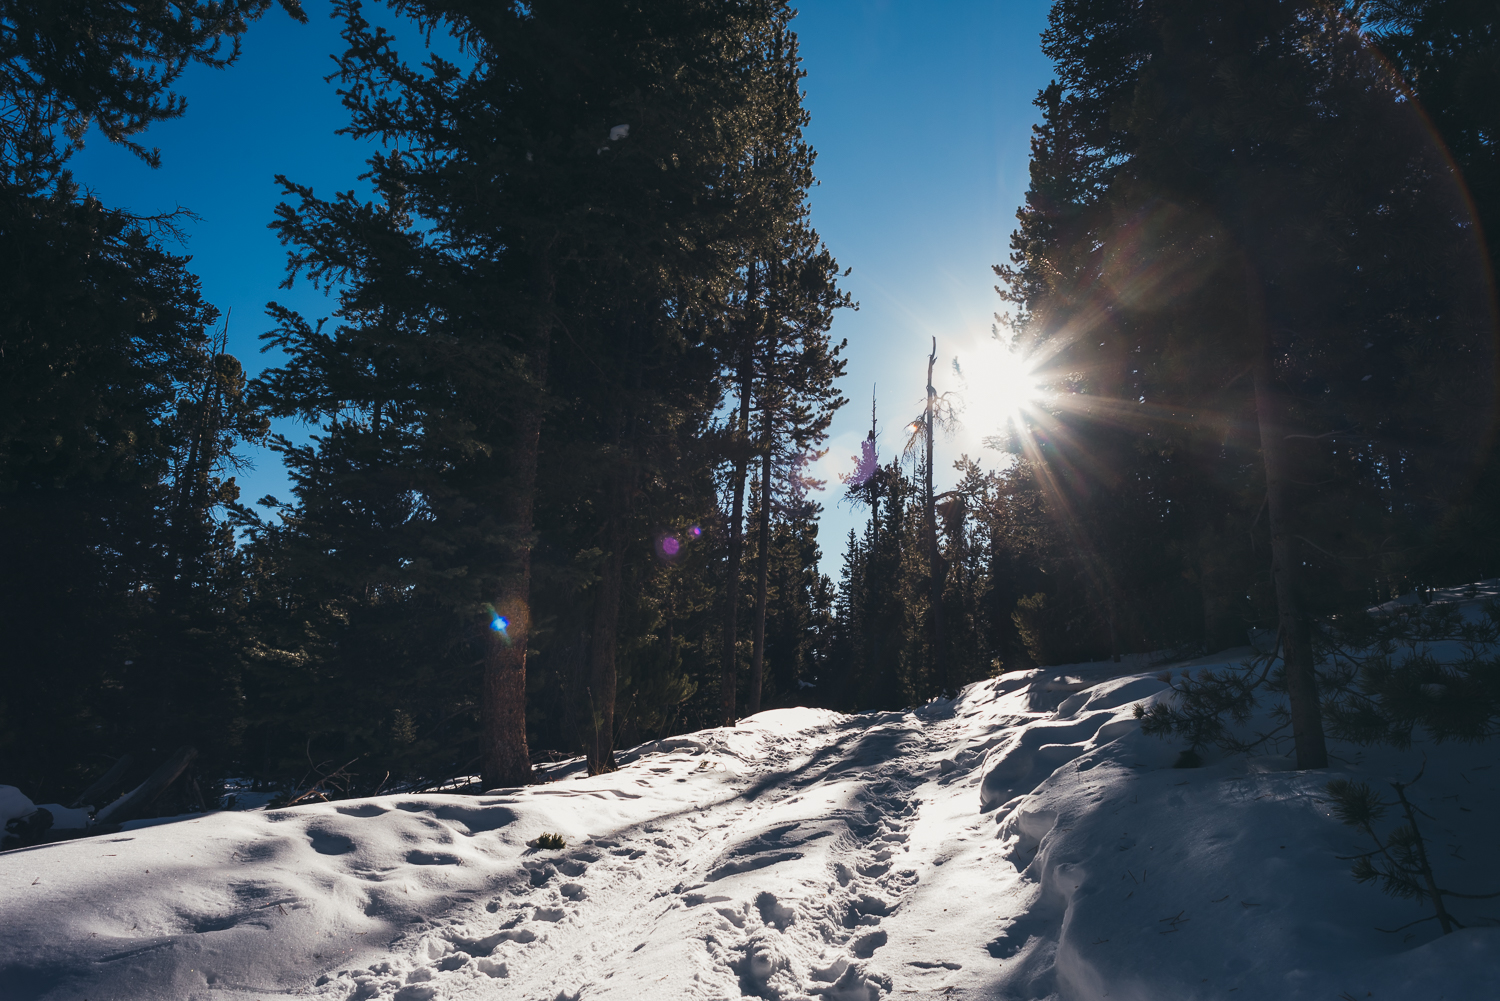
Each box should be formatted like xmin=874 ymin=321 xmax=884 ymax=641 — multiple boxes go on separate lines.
xmin=992 ymin=0 xmax=1492 ymax=771
xmin=743 ymin=224 xmax=849 ymax=717
xmin=0 ymin=0 xmax=297 ymax=799
xmin=0 ymin=0 xmax=305 ymax=174
xmin=253 ymin=0 xmax=828 ymax=783
xmin=831 ymin=452 xmax=934 ymax=709
xmin=1363 ymin=0 xmax=1500 ymax=585
xmin=709 ymin=17 xmax=844 ymax=726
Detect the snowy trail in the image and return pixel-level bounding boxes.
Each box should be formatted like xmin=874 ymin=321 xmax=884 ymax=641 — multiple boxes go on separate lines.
xmin=340 ymin=705 xmax=1005 ymax=1001
xmin=7 ymin=625 xmax=1500 ymax=1001
xmin=1 ymin=695 xmax=1038 ymax=1001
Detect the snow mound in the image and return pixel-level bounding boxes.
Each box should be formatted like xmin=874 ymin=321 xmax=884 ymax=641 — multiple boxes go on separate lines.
xmin=4 ymin=621 xmax=1499 ymax=999
xmin=0 ymin=786 xmax=34 ymax=829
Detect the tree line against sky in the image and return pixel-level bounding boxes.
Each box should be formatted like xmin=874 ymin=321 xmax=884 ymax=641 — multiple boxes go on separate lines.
xmin=1 ymin=0 xmax=1496 ymax=808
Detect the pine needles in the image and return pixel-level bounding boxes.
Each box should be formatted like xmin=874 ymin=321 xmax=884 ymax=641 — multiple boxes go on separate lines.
xmin=1134 ymin=597 xmax=1500 ymax=759
xmin=1327 ymin=762 xmax=1500 ymax=935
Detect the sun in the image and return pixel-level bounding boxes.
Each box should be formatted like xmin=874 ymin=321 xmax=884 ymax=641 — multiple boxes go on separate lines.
xmin=955 ymin=337 xmax=1050 ymax=439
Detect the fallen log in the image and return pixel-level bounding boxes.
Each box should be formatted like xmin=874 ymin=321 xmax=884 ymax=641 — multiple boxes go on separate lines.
xmin=70 ymin=753 xmax=135 ymax=810
xmin=94 ymin=747 xmax=197 ymax=826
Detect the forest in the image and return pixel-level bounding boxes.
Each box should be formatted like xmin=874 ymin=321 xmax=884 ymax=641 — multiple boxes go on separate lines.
xmin=2 ymin=0 xmax=1497 ymax=818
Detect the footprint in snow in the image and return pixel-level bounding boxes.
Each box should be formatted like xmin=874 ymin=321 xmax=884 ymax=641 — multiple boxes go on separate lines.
xmin=755 ymin=891 xmax=795 ymax=931
xmin=556 ymin=856 xmax=591 ymax=877
xmin=852 ymin=929 xmax=888 ymax=958
xmin=523 ymin=860 xmax=555 ymax=886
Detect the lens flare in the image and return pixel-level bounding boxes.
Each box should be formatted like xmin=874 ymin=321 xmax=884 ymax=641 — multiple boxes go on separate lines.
xmin=656 ymin=533 xmax=683 ymax=561
xmin=844 ymin=438 xmax=878 ymax=487
xmin=484 ymin=604 xmax=511 ymax=644
xmin=689 ymin=525 xmax=702 ymax=537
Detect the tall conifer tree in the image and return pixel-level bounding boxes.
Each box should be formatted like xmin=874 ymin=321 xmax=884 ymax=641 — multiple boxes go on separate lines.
xmin=987 ymin=0 xmax=1492 ymax=772
xmin=0 ymin=0 xmax=297 ymax=796
xmin=256 ymin=0 xmax=825 ymax=782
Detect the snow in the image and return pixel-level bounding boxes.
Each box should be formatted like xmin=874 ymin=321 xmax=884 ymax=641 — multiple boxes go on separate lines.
xmin=4 ymin=598 xmax=1500 ymax=999
xmin=0 ymin=786 xmax=34 ymax=829
xmin=33 ymin=805 xmax=90 ymax=831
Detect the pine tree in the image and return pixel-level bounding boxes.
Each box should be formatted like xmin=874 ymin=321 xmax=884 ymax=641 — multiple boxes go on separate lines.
xmin=1364 ymin=0 xmax=1500 ymax=585
xmin=255 ymin=0 xmax=820 ymax=782
xmin=0 ymin=0 xmax=306 ymax=174
xmin=0 ymin=190 xmax=256 ymax=794
xmin=710 ymin=14 xmax=843 ymax=726
xmin=995 ymin=0 xmax=1493 ymax=769
xmin=744 ymin=224 xmax=849 ymax=716
xmin=0 ymin=0 xmax=297 ymax=798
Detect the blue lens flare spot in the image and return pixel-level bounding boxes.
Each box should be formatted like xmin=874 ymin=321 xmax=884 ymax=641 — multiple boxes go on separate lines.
xmin=689 ymin=525 xmax=702 ymax=537
xmin=486 ymin=604 xmax=509 ymax=635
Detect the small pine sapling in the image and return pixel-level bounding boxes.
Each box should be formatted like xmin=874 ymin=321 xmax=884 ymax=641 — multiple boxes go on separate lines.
xmin=1326 ymin=762 xmax=1500 ymax=934
xmin=1133 ymin=631 xmax=1293 ymax=758
xmin=1319 ymin=599 xmax=1500 ymax=747
xmin=1135 ymin=597 xmax=1500 ymax=760
xmin=528 ymin=832 xmax=566 ymax=850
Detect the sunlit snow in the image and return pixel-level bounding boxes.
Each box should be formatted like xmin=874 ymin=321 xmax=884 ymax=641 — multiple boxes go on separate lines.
xmin=4 ymin=590 xmax=1499 ymax=1000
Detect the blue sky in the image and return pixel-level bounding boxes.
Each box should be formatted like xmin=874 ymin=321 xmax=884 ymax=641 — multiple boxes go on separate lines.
xmin=69 ymin=0 xmax=1054 ymax=578
xmin=793 ymin=1 xmax=1052 ymax=573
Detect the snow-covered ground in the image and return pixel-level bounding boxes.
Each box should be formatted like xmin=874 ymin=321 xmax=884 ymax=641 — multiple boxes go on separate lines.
xmin=5 ymin=605 xmax=1500 ymax=1000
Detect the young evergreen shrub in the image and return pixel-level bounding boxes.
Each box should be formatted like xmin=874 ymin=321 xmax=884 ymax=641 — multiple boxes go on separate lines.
xmin=1319 ymin=599 xmax=1500 ymax=747
xmin=1326 ymin=764 xmax=1499 ymax=934
xmin=1134 ymin=597 xmax=1500 ymax=757
xmin=1133 ymin=642 xmax=1292 ymax=757
xmin=529 ymin=832 xmax=566 ymax=850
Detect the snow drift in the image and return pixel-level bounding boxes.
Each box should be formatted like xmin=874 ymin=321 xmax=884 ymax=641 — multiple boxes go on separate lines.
xmin=3 ymin=594 xmax=1499 ymax=1000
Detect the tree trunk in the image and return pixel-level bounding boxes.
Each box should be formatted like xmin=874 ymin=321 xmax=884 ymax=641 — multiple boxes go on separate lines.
xmin=720 ymin=358 xmax=752 ymax=725
xmin=1251 ymin=334 xmax=1328 ymax=770
xmin=586 ymin=460 xmax=627 ymax=775
xmin=866 ymin=392 xmax=880 ymax=547
xmin=483 ymin=572 xmax=535 ymax=789
xmin=925 ymin=338 xmax=948 ymax=695
xmin=586 ymin=543 xmax=625 ymax=774
xmin=481 ymin=401 xmax=538 ymax=789
xmin=748 ymin=439 xmax=774 ymax=716
xmin=480 ymin=321 xmax=550 ymax=789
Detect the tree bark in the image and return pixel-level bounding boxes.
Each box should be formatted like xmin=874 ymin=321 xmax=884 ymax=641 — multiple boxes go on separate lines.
xmin=480 ymin=397 xmax=538 ymax=789
xmin=720 ymin=356 xmax=752 ymax=725
xmin=480 ymin=276 xmax=552 ymax=788
xmin=94 ymin=746 xmax=197 ymax=825
xmin=586 ymin=449 xmax=627 ymax=775
xmin=1251 ymin=332 xmax=1328 ymax=770
xmin=748 ymin=438 xmax=774 ymax=716
xmin=71 ymin=753 xmax=135 ymax=810
xmin=925 ymin=338 xmax=948 ymax=695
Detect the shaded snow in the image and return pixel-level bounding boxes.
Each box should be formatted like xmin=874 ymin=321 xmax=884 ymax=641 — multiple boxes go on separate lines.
xmin=4 ymin=606 xmax=1500 ymax=1000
